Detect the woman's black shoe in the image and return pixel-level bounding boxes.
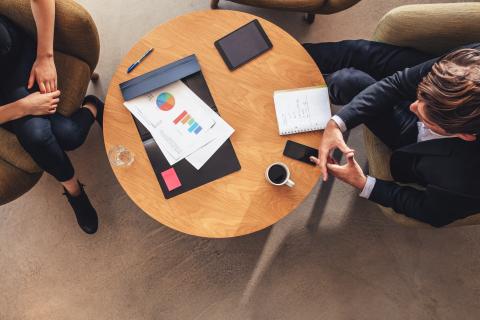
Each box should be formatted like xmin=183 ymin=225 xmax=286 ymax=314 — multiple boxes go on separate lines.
xmin=83 ymin=95 xmax=104 ymax=128
xmin=63 ymin=182 xmax=98 ymax=234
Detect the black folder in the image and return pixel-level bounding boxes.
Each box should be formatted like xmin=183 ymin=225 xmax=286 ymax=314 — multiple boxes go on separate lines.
xmin=119 ymin=55 xmax=241 ymax=199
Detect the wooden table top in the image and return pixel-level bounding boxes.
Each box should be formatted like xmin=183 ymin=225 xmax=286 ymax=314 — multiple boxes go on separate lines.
xmin=104 ymin=9 xmax=325 ymax=238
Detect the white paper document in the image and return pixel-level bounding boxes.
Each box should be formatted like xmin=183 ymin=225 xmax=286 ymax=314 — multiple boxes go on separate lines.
xmin=123 ymin=80 xmax=234 ymax=169
xmin=273 ymin=85 xmax=332 ymax=135
xmin=186 ymin=101 xmax=234 ymax=169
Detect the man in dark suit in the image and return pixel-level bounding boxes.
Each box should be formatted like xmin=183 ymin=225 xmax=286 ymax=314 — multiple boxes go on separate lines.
xmin=304 ymin=40 xmax=480 ymax=227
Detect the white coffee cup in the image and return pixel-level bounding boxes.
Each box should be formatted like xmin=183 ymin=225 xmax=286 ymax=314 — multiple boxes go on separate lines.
xmin=265 ymin=162 xmax=295 ymax=188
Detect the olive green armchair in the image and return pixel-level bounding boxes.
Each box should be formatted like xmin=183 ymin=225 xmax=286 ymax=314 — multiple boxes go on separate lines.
xmin=0 ymin=0 xmax=100 ymax=205
xmin=211 ymin=0 xmax=362 ymax=23
xmin=365 ymin=2 xmax=480 ymax=227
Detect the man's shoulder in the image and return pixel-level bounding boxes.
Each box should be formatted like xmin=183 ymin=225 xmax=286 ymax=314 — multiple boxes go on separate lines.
xmin=445 ymin=140 xmax=480 ymax=198
xmin=449 ymin=138 xmax=480 ymax=157
xmin=397 ymin=139 xmax=480 ymax=198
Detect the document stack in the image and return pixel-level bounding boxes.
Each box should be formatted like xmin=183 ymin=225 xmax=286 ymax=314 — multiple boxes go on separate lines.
xmin=123 ymin=80 xmax=234 ymax=169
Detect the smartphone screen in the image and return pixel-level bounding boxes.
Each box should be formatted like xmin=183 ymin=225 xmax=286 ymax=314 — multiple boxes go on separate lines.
xmin=214 ymin=20 xmax=272 ymax=70
xmin=283 ymin=140 xmax=318 ymax=166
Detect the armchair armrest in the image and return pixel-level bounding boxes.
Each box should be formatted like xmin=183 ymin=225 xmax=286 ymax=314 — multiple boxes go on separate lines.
xmin=226 ymin=0 xmax=360 ymax=13
xmin=226 ymin=0 xmax=326 ymax=11
xmin=0 ymin=128 xmax=41 ymax=174
xmin=373 ymin=3 xmax=480 ymax=55
xmin=318 ymin=0 xmax=361 ymax=15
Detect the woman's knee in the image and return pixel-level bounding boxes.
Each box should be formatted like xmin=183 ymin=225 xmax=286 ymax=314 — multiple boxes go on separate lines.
xmin=15 ymin=118 xmax=54 ymax=149
xmin=60 ymin=132 xmax=84 ymax=151
xmin=326 ymin=68 xmax=376 ymax=105
xmin=53 ymin=122 xmax=85 ymax=151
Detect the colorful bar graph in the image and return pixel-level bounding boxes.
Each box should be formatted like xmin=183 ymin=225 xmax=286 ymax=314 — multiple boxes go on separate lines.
xmin=188 ymin=123 xmax=198 ymax=132
xmin=172 ymin=110 xmax=203 ymax=135
xmin=173 ymin=110 xmax=187 ymax=124
xmin=181 ymin=115 xmax=191 ymax=124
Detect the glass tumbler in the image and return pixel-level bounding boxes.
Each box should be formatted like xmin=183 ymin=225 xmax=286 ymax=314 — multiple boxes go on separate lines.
xmin=108 ymin=145 xmax=135 ymax=167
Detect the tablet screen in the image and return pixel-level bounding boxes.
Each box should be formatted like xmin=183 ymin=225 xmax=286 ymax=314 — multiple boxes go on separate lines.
xmin=216 ymin=20 xmax=272 ymax=70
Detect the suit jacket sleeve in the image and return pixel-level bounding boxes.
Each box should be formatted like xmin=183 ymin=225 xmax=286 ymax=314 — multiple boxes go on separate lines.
xmin=335 ymin=58 xmax=437 ymax=130
xmin=369 ymin=179 xmax=476 ymax=227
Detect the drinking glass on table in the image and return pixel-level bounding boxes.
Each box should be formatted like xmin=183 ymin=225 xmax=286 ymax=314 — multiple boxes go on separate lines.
xmin=108 ymin=145 xmax=135 ymax=167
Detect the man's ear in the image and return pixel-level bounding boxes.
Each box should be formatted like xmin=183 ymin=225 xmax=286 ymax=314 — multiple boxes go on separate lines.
xmin=456 ymin=133 xmax=477 ymax=141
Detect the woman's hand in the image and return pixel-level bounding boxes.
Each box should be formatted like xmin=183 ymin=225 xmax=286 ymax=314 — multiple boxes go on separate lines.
xmin=28 ymin=55 xmax=57 ymax=93
xmin=19 ymin=90 xmax=60 ymax=116
xmin=312 ymin=119 xmax=354 ymax=181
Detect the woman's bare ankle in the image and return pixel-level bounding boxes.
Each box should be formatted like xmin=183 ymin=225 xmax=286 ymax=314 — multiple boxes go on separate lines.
xmin=62 ymin=178 xmax=81 ymax=197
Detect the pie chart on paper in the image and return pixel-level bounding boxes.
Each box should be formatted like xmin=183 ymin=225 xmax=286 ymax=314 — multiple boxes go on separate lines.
xmin=156 ymin=92 xmax=175 ymax=111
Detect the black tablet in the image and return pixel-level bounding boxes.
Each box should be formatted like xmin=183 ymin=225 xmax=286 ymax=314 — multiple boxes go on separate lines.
xmin=214 ymin=19 xmax=273 ymax=70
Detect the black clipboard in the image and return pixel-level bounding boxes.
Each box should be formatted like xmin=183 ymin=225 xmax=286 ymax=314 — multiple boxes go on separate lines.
xmin=119 ymin=55 xmax=241 ymax=199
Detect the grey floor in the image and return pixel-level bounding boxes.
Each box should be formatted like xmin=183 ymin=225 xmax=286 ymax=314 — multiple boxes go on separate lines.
xmin=2 ymin=0 xmax=480 ymax=319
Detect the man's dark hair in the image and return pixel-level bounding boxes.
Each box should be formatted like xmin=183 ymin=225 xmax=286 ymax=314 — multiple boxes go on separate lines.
xmin=417 ymin=48 xmax=480 ymax=135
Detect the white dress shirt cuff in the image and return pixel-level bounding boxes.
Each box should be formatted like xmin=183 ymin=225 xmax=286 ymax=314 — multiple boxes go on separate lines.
xmin=331 ymin=115 xmax=347 ymax=133
xmin=359 ymin=176 xmax=376 ymax=199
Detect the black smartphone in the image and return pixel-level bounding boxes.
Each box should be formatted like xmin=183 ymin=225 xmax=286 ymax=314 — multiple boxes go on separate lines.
xmin=214 ymin=19 xmax=273 ymax=70
xmin=283 ymin=140 xmax=318 ymax=166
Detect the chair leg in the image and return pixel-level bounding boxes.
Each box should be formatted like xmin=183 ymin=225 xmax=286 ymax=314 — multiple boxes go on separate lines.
xmin=211 ymin=0 xmax=220 ymax=9
xmin=304 ymin=13 xmax=315 ymax=24
xmin=91 ymin=72 xmax=99 ymax=83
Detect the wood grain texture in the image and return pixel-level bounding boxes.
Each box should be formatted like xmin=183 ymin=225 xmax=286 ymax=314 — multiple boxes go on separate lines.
xmin=104 ymin=9 xmax=325 ymax=238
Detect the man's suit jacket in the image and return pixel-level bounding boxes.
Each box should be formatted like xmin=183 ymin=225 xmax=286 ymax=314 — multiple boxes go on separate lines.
xmin=336 ymin=43 xmax=480 ymax=227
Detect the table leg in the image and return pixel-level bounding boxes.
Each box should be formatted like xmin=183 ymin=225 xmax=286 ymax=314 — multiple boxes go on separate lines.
xmin=91 ymin=72 xmax=100 ymax=83
xmin=211 ymin=0 xmax=220 ymax=9
xmin=304 ymin=13 xmax=316 ymax=24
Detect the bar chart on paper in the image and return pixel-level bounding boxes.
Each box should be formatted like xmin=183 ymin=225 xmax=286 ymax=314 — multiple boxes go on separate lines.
xmin=173 ymin=110 xmax=203 ymax=134
xmin=123 ymin=80 xmax=218 ymax=165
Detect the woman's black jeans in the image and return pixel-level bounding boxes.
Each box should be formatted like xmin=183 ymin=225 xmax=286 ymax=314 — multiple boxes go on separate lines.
xmin=0 ymin=16 xmax=94 ymax=182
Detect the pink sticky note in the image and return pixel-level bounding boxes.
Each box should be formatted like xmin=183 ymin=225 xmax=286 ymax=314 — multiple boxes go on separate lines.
xmin=161 ymin=168 xmax=182 ymax=191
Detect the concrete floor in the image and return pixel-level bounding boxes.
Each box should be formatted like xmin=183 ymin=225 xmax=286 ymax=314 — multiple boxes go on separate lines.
xmin=2 ymin=0 xmax=480 ymax=319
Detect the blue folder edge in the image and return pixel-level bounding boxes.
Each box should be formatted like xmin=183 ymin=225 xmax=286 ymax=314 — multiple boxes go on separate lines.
xmin=120 ymin=54 xmax=200 ymax=101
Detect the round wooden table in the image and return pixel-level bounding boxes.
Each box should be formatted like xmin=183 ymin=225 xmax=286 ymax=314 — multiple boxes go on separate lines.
xmin=104 ymin=9 xmax=325 ymax=238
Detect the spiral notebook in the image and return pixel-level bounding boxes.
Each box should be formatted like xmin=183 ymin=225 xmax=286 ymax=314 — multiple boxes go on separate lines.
xmin=273 ymin=85 xmax=331 ymax=135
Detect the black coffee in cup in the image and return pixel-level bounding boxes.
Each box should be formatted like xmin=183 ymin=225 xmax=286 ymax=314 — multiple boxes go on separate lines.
xmin=268 ymin=164 xmax=288 ymax=184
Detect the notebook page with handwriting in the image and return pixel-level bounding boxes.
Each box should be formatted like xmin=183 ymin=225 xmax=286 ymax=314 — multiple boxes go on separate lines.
xmin=273 ymin=86 xmax=331 ymax=135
